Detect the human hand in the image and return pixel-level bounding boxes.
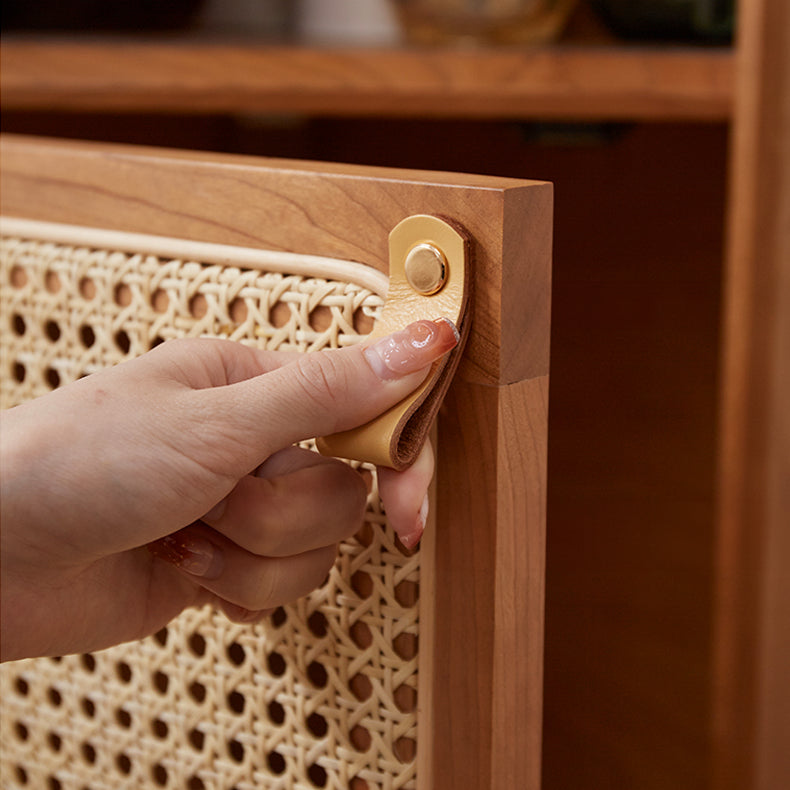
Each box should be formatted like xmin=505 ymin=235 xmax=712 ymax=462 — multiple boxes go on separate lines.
xmin=0 ymin=318 xmax=457 ymax=661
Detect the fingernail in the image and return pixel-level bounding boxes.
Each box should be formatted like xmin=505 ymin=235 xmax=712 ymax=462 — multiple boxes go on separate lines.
xmin=364 ymin=318 xmax=459 ymax=380
xmin=148 ymin=532 xmax=221 ymax=578
xmin=222 ymin=603 xmax=276 ymax=624
xmin=401 ymin=493 xmax=429 ymax=549
xmin=203 ymin=497 xmax=227 ymax=522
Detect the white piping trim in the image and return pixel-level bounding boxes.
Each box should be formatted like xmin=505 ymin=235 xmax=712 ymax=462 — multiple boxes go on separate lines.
xmin=0 ymin=217 xmax=390 ymax=298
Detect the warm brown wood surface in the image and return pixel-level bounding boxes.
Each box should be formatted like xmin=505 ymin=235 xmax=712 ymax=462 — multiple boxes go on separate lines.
xmin=2 ymin=123 xmax=734 ymax=790
xmin=714 ymin=0 xmax=790 ymax=786
xmin=433 ymin=375 xmax=548 ymax=790
xmin=0 ymin=134 xmax=551 ymax=386
xmin=0 ymin=40 xmax=734 ymax=120
xmin=291 ymin=120 xmax=729 ymax=790
xmin=0 ymin=133 xmax=552 ymax=789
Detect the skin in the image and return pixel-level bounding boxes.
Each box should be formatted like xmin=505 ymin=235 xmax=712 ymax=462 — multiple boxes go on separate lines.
xmin=1 ymin=321 xmax=454 ymax=662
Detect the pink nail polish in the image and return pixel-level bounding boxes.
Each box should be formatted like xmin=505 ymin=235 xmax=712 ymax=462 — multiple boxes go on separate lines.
xmin=148 ymin=532 xmax=218 ymax=578
xmin=364 ymin=318 xmax=459 ymax=380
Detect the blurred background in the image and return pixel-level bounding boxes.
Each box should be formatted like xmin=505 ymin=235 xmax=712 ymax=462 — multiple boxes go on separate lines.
xmin=2 ymin=0 xmax=734 ymax=43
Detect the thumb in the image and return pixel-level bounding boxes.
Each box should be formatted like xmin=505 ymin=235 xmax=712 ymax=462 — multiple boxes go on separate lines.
xmin=206 ymin=318 xmax=459 ymax=464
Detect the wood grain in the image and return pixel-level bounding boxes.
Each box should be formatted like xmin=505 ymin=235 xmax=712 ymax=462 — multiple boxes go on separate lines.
xmin=0 ymin=133 xmax=551 ymax=386
xmin=283 ymin=123 xmax=728 ymax=790
xmin=491 ymin=376 xmax=548 ymax=790
xmin=714 ymin=0 xmax=790 ymax=786
xmin=0 ymin=41 xmax=733 ymax=121
xmin=215 ymin=118 xmax=732 ymax=789
xmin=431 ymin=376 xmax=548 ymax=790
xmin=0 ymin=133 xmax=552 ymax=788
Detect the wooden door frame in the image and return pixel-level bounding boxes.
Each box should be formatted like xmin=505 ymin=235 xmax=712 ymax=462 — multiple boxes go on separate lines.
xmin=0 ymin=134 xmax=553 ymax=789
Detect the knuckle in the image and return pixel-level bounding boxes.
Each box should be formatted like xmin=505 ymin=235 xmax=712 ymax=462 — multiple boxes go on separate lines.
xmin=154 ymin=335 xmax=203 ymax=359
xmin=291 ymin=353 xmax=349 ymax=414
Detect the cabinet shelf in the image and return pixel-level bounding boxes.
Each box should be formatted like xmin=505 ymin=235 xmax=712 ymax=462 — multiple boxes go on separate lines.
xmin=0 ymin=39 xmax=733 ymax=121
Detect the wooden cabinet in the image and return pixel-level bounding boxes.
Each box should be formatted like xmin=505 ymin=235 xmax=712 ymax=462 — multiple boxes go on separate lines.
xmin=0 ymin=135 xmax=550 ymax=790
xmin=1 ymin=0 xmax=787 ymax=785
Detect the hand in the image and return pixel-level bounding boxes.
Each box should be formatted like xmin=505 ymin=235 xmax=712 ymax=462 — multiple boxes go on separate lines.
xmin=0 ymin=318 xmax=458 ymax=661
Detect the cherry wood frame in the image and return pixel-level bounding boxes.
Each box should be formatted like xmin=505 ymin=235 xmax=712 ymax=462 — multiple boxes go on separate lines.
xmin=0 ymin=133 xmax=553 ymax=790
xmin=714 ymin=0 xmax=790 ymax=787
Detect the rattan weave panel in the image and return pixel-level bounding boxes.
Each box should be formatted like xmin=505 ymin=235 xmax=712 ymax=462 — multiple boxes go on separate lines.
xmin=0 ymin=228 xmax=421 ymax=790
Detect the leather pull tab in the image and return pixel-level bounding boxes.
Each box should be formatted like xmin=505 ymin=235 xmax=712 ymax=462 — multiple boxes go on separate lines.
xmin=317 ymin=214 xmax=471 ymax=470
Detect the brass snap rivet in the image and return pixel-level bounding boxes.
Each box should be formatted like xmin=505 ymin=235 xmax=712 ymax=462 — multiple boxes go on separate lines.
xmin=404 ymin=242 xmax=448 ymax=295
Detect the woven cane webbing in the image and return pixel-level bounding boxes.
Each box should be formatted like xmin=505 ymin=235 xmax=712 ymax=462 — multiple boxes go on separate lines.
xmin=0 ymin=226 xmax=422 ymax=790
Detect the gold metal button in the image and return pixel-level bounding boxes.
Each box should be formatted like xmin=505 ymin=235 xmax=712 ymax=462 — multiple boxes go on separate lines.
xmin=404 ymin=242 xmax=448 ymax=295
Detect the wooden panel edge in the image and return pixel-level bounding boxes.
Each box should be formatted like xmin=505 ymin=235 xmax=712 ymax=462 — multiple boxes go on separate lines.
xmin=0 ymin=133 xmax=541 ymax=192
xmin=713 ymin=0 xmax=790 ymax=786
xmin=1 ymin=134 xmax=551 ymax=387
xmin=491 ymin=374 xmax=548 ymax=790
xmin=430 ymin=374 xmax=548 ymax=789
xmin=416 ymin=426 xmax=438 ymax=790
xmin=501 ymin=183 xmax=553 ymax=383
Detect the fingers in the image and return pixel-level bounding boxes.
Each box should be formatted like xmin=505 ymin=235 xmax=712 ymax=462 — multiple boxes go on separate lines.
xmin=203 ymin=448 xmax=367 ymax=557
xmin=149 ymin=445 xmax=364 ymax=611
xmin=148 ymin=439 xmax=434 ymax=618
xmin=143 ymin=319 xmax=454 ymax=618
xmin=150 ymin=523 xmax=336 ymax=611
xmin=141 ymin=336 xmax=302 ymax=387
xmin=255 ymin=444 xmax=330 ymax=477
xmin=378 ymin=440 xmax=434 ymax=549
xmin=198 ymin=318 xmax=459 ymax=471
xmin=213 ymin=600 xmax=276 ymax=625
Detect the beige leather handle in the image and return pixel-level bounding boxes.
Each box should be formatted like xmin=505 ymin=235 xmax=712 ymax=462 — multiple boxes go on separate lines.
xmin=316 ymin=214 xmax=471 ymax=470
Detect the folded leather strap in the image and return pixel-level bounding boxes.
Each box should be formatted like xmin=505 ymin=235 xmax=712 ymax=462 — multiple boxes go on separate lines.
xmin=316 ymin=214 xmax=471 ymax=470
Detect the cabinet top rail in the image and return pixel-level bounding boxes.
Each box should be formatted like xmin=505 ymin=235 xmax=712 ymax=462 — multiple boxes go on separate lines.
xmin=0 ymin=40 xmax=733 ymax=121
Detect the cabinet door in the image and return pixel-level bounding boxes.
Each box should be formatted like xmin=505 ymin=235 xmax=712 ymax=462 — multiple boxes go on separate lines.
xmin=0 ymin=134 xmax=551 ymax=790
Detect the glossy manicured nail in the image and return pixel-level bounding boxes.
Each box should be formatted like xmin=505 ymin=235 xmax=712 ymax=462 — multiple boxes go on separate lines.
xmin=400 ymin=493 xmax=429 ymax=550
xmin=148 ymin=532 xmax=221 ymax=578
xmin=364 ymin=318 xmax=459 ymax=380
